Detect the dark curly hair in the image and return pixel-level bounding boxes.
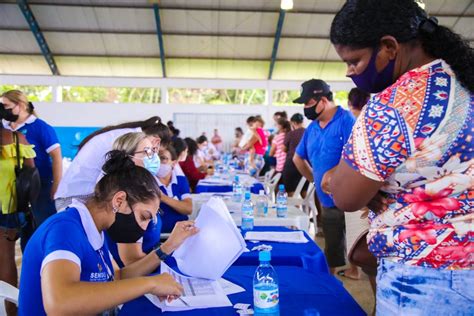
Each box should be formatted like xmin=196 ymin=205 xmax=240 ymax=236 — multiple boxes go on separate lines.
xmin=348 ymin=88 xmax=370 ymax=111
xmin=330 ymin=0 xmax=474 ymax=93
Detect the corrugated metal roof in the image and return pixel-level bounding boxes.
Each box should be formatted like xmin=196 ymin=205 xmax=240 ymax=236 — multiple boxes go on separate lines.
xmin=0 ymin=0 xmax=472 ymax=79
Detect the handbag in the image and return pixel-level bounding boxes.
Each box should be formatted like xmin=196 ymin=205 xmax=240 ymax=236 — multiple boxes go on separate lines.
xmin=13 ymin=132 xmax=41 ymax=213
xmin=348 ymin=229 xmax=378 ymax=276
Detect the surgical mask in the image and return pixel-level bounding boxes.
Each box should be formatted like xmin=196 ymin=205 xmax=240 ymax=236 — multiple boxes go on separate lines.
xmin=143 ymin=153 xmax=160 ymax=175
xmin=349 ymin=48 xmax=396 ymax=93
xmin=0 ymin=104 xmax=19 ymax=122
xmin=303 ymin=99 xmax=324 ymax=121
xmin=157 ymin=163 xmax=172 ymax=178
xmin=107 ymin=212 xmax=145 ymax=243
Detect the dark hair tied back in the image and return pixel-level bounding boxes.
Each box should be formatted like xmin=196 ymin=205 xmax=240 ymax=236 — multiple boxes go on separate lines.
xmin=102 ymin=150 xmax=135 ymax=175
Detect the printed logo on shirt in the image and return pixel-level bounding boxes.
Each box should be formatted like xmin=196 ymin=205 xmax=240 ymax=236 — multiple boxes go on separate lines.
xmin=89 ymin=271 xmax=109 ymax=281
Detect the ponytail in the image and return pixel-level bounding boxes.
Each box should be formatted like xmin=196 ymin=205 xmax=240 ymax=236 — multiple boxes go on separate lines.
xmin=419 ymin=24 xmax=474 ymax=93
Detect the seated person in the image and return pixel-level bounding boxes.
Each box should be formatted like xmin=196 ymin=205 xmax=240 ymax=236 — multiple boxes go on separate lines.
xmin=104 ymin=132 xmax=163 ymax=267
xmin=157 ymin=145 xmax=193 ymax=233
xmin=19 ymin=150 xmax=198 ymax=315
xmin=180 ymin=138 xmax=209 ymax=191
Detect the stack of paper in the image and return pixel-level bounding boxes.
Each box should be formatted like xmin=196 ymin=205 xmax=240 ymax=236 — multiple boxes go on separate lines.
xmin=244 ymin=231 xmax=309 ymax=243
xmin=198 ymin=178 xmax=232 ymax=186
xmin=173 ymin=197 xmax=247 ymax=280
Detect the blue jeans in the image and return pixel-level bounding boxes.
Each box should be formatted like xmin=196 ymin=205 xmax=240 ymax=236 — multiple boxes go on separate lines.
xmin=376 ymin=259 xmax=474 ymax=316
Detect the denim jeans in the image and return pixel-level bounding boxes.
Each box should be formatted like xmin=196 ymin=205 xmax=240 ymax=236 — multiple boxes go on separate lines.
xmin=376 ymin=259 xmax=474 ymax=316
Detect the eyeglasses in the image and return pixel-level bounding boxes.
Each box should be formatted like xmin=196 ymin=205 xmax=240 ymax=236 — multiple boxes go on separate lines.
xmin=134 ymin=146 xmax=159 ymax=159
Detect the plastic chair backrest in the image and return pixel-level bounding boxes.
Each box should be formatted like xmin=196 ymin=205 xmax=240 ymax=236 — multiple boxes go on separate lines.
xmin=0 ymin=281 xmax=19 ymax=316
xmin=293 ymin=177 xmax=308 ymax=199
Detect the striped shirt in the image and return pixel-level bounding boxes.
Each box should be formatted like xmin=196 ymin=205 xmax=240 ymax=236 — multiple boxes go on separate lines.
xmin=272 ymin=133 xmax=287 ymax=172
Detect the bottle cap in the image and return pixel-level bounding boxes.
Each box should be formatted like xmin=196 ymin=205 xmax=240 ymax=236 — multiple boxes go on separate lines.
xmin=235 ymin=175 xmax=239 ymax=181
xmin=259 ymin=190 xmax=265 ymax=195
xmin=245 ymin=192 xmax=251 ymax=200
xmin=259 ymin=250 xmax=271 ymax=262
xmin=278 ymin=184 xmax=284 ymax=190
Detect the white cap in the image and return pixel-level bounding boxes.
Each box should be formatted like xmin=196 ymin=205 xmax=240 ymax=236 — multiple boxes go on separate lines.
xmin=259 ymin=190 xmax=265 ymax=195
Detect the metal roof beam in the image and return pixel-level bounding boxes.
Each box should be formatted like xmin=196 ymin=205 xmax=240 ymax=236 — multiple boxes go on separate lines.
xmin=6 ymin=1 xmax=473 ymax=18
xmin=16 ymin=0 xmax=59 ymax=75
xmin=268 ymin=9 xmax=286 ymax=80
xmin=153 ymin=3 xmax=166 ymax=77
xmin=0 ymin=52 xmax=344 ymax=63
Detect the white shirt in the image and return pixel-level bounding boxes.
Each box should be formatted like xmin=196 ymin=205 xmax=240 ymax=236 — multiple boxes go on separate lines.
xmin=55 ymin=127 xmax=141 ymax=199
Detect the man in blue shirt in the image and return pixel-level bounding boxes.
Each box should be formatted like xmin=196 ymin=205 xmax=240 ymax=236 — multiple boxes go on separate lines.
xmin=293 ymin=79 xmax=355 ymax=275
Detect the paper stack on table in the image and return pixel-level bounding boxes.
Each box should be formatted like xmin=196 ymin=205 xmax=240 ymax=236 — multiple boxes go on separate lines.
xmin=173 ymin=197 xmax=247 ymax=280
xmin=198 ymin=178 xmax=232 ymax=186
xmin=244 ymin=231 xmax=309 ymax=243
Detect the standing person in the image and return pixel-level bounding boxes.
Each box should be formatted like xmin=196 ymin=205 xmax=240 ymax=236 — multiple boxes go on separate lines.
xmin=272 ymin=111 xmax=288 ymax=132
xmin=232 ymin=127 xmax=244 ymax=155
xmin=55 ymin=116 xmax=170 ymax=210
xmin=328 ymin=1 xmax=473 ymax=314
xmin=19 ymin=150 xmax=198 ymax=315
xmin=0 ymin=105 xmax=36 ymax=316
xmin=243 ymin=116 xmax=267 ymax=174
xmin=293 ymin=79 xmax=355 ymax=275
xmin=347 ymin=88 xmax=370 ymax=118
xmin=269 ymin=118 xmax=291 ymax=173
xmin=1 ymin=90 xmax=62 ymax=250
xmin=180 ymin=138 xmax=208 ymax=190
xmin=281 ymin=113 xmax=306 ymax=196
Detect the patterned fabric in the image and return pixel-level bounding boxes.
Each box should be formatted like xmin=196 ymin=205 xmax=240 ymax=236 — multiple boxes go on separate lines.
xmin=272 ymin=132 xmax=287 ymax=172
xmin=343 ymin=59 xmax=473 ymax=270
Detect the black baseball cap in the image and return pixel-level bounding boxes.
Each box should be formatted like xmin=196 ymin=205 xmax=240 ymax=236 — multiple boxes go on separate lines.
xmin=293 ymin=79 xmax=331 ymax=104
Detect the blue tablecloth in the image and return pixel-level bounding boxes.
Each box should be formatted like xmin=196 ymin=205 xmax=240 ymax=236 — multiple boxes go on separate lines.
xmin=195 ymin=182 xmax=264 ymax=194
xmin=236 ymin=226 xmax=329 ymax=275
xmin=119 ymin=265 xmax=365 ymax=316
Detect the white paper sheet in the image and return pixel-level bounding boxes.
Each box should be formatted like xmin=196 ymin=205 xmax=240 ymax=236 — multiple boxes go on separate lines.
xmin=218 ymin=278 xmax=245 ymax=295
xmin=244 ymin=231 xmax=309 ymax=243
xmin=173 ymin=197 xmax=247 ymax=280
xmin=145 ymin=262 xmax=232 ymax=312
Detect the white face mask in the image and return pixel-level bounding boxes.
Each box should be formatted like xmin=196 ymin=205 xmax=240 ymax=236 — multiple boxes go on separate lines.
xmin=157 ymin=163 xmax=172 ymax=178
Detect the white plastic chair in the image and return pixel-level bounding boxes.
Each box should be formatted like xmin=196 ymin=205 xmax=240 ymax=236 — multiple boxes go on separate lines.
xmin=287 ymin=177 xmax=308 ymax=206
xmin=0 ymin=281 xmax=19 ymax=316
xmin=258 ymin=168 xmax=275 ymax=182
xmin=267 ymin=172 xmax=282 ymax=202
xmin=300 ymin=183 xmax=318 ymax=231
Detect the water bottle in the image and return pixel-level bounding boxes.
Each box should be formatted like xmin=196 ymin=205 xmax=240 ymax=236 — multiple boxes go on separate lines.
xmin=276 ymin=184 xmax=288 ymax=218
xmin=256 ymin=190 xmax=269 ymax=217
xmin=244 ymin=153 xmax=250 ymax=173
xmin=232 ymin=176 xmax=243 ymax=203
xmin=241 ymin=192 xmax=254 ymax=231
xmin=253 ymin=251 xmax=279 ymax=316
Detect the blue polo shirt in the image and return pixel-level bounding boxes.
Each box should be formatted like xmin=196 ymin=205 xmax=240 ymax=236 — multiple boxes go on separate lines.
xmin=296 ymin=107 xmax=355 ymax=208
xmin=2 ymin=115 xmax=60 ymax=181
xmin=158 ymin=170 xmax=192 ymax=233
xmin=19 ymin=201 xmax=113 ymax=316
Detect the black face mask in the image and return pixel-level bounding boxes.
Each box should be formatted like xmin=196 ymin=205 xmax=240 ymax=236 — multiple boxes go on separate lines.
xmin=303 ymin=99 xmax=324 ymax=121
xmin=107 ymin=212 xmax=145 ymax=243
xmin=0 ymin=104 xmax=19 ymax=122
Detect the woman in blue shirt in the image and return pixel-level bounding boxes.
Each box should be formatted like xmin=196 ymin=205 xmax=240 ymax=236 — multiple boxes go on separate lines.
xmin=19 ymin=150 xmax=198 ymax=315
xmin=157 ymin=145 xmax=193 ymax=233
xmin=1 ymin=90 xmax=62 ymax=250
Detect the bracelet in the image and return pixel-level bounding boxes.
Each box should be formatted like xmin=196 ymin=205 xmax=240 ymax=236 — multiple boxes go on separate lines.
xmin=154 ymin=246 xmax=170 ymax=261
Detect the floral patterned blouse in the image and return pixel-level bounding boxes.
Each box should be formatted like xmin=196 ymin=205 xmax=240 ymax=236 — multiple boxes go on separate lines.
xmin=343 ymin=59 xmax=473 ymax=270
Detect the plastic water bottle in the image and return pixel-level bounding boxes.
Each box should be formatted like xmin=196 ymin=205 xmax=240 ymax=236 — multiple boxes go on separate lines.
xmin=232 ymin=176 xmax=243 ymax=203
xmin=244 ymin=153 xmax=251 ymax=173
xmin=276 ymin=184 xmax=288 ymax=218
xmin=253 ymin=251 xmax=279 ymax=316
xmin=241 ymin=192 xmax=254 ymax=231
xmin=256 ymin=190 xmax=269 ymax=217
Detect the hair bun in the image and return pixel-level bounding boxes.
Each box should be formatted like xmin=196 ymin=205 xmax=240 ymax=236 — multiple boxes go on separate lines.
xmin=102 ymin=150 xmax=135 ymax=175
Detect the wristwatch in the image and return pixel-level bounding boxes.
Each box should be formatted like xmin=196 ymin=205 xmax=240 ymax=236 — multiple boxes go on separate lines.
xmin=154 ymin=246 xmax=170 ymax=261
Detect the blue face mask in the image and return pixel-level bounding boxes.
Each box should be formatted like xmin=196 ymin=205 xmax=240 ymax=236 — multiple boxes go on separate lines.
xmin=349 ymin=48 xmax=396 ymax=93
xmin=143 ymin=153 xmax=160 ymax=175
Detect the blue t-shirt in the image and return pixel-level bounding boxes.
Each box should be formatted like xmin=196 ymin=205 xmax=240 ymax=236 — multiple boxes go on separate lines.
xmin=296 ymin=107 xmax=355 ymax=208
xmin=3 ymin=116 xmax=60 ymax=181
xmin=19 ymin=202 xmax=113 ymax=316
xmin=158 ymin=171 xmax=192 ymax=233
xmin=105 ymin=216 xmax=162 ymax=268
